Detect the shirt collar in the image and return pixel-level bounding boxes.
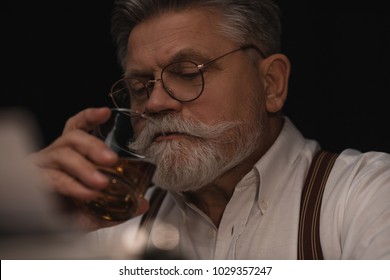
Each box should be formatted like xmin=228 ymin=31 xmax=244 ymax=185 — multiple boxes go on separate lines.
xmin=253 ymin=117 xmax=314 ymax=210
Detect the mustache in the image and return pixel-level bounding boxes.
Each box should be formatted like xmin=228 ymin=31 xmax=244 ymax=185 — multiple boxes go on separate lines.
xmin=130 ymin=114 xmax=240 ymax=150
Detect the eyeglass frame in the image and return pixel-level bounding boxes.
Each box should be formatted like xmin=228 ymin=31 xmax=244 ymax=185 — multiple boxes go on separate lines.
xmin=109 ymin=44 xmax=266 ymax=107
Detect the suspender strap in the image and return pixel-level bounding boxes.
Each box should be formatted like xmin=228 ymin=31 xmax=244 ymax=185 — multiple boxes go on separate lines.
xmin=139 ymin=187 xmax=167 ymax=233
xmin=298 ymin=150 xmax=338 ymax=260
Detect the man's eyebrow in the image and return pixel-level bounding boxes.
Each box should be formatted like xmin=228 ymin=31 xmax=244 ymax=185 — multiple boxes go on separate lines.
xmin=167 ymin=48 xmax=212 ymax=64
xmin=123 ymin=70 xmax=151 ymax=79
xmin=124 ymin=48 xmax=213 ymax=78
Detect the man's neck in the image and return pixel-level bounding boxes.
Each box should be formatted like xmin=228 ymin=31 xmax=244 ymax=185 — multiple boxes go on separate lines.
xmin=183 ymin=143 xmax=266 ymax=227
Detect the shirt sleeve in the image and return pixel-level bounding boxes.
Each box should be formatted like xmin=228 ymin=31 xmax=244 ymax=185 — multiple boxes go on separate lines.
xmin=321 ymin=149 xmax=390 ymax=259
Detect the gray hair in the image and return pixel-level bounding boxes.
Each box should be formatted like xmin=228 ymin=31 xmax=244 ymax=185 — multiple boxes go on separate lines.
xmin=111 ymin=0 xmax=281 ymax=69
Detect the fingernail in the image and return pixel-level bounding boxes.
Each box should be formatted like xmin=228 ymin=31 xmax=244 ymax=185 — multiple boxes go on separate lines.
xmin=92 ymin=171 xmax=108 ymax=184
xmin=102 ymin=148 xmax=117 ymax=160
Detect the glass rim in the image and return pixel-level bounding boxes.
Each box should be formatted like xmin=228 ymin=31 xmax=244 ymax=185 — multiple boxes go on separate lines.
xmin=97 ymin=107 xmax=162 ymax=159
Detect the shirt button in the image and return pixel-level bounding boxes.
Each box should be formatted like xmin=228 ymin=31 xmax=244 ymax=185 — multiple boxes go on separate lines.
xmin=260 ymin=200 xmax=269 ymax=213
xmin=207 ymin=229 xmax=215 ymax=239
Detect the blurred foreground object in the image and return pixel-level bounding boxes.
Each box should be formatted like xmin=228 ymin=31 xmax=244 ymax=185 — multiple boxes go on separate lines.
xmin=0 ymin=109 xmax=108 ymax=259
xmin=0 ymin=109 xmax=58 ymax=234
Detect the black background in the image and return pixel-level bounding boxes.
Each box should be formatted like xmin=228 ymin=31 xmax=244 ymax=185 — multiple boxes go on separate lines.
xmin=3 ymin=1 xmax=390 ymax=153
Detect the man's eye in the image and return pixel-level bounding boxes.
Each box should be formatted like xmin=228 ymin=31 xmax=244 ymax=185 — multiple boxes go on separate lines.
xmin=178 ymin=71 xmax=200 ymax=80
xmin=130 ymin=87 xmax=147 ymax=99
xmin=126 ymin=80 xmax=148 ymax=100
xmin=167 ymin=63 xmax=200 ymax=80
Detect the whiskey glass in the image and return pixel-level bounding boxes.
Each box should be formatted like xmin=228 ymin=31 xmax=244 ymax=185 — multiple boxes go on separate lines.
xmin=83 ymin=108 xmax=157 ymax=221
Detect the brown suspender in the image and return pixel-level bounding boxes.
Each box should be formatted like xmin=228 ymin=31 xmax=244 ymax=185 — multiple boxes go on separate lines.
xmin=297 ymin=150 xmax=338 ymax=260
xmin=139 ymin=187 xmax=167 ymax=234
xmin=140 ymin=150 xmax=338 ymax=260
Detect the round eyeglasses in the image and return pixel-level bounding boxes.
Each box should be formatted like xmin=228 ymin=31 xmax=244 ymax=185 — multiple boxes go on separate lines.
xmin=109 ymin=44 xmax=265 ymax=109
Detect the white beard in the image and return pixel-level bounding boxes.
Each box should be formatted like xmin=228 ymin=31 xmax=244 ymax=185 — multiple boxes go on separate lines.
xmin=129 ymin=113 xmax=263 ymax=192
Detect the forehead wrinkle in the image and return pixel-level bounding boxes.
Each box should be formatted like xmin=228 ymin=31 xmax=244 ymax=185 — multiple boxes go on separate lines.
xmin=127 ymin=24 xmax=202 ymax=68
xmin=124 ymin=9 xmax=235 ymax=77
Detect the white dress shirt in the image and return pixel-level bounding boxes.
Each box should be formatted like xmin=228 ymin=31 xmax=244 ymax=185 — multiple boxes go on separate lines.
xmin=91 ymin=117 xmax=390 ymax=259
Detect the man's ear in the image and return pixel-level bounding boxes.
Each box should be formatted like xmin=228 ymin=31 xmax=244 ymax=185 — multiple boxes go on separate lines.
xmin=260 ymin=54 xmax=291 ymax=113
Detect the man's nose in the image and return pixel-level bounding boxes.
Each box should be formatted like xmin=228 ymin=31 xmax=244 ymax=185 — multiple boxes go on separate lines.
xmin=144 ymin=79 xmax=182 ymax=114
